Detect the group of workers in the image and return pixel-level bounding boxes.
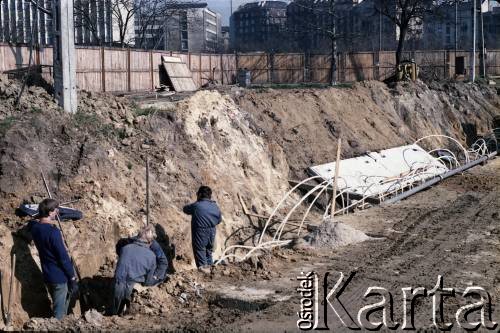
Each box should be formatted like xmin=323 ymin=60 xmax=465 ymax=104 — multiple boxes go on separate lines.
xmin=26 ymin=185 xmax=222 ymax=319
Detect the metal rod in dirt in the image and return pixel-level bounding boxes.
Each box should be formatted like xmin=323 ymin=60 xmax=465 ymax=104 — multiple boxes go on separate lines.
xmin=41 ymin=171 xmax=68 ymax=242
xmin=382 ymin=151 xmax=497 ymax=205
xmin=5 ymin=253 xmax=16 ymax=325
xmin=60 ymin=199 xmax=80 ymax=206
xmin=330 ymin=138 xmax=342 ymax=222
xmin=0 ymin=270 xmax=3 ymax=320
xmin=146 ymin=157 xmax=150 ymax=225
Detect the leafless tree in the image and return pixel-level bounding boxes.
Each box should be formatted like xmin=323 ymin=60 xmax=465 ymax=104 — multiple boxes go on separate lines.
xmin=110 ymin=0 xmax=134 ymax=46
xmin=73 ymin=0 xmax=104 ymax=45
xmin=72 ymin=0 xmax=196 ymax=48
xmin=287 ymin=0 xmax=339 ymax=85
xmin=133 ymin=0 xmax=171 ymax=49
xmin=375 ymin=0 xmax=442 ymax=66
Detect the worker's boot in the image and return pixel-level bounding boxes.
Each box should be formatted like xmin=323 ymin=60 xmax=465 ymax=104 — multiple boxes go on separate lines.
xmin=198 ymin=265 xmax=211 ymax=275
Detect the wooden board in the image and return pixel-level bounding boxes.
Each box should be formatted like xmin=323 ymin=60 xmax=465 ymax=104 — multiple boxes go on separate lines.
xmin=161 ymin=55 xmax=197 ymax=92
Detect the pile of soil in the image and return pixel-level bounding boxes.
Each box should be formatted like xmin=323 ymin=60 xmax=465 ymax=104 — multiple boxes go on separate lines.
xmin=0 ymin=77 xmax=288 ymax=327
xmin=0 ymin=76 xmax=499 ymax=329
xmin=304 ymin=220 xmax=370 ymax=249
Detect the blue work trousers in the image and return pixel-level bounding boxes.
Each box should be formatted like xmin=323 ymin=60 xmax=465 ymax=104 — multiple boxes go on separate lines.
xmin=47 ymin=283 xmax=70 ymax=320
xmin=192 ymin=227 xmax=216 ymax=267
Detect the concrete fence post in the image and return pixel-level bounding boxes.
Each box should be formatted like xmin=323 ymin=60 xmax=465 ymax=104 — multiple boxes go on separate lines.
xmin=220 ymin=54 xmax=224 ymax=85
xmin=149 ymin=50 xmax=153 ymax=91
xmin=101 ymin=46 xmax=106 ymax=92
xmin=127 ymin=48 xmax=131 ymax=92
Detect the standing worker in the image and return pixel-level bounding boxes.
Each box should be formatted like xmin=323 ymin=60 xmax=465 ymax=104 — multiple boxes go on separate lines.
xmin=183 ymin=186 xmax=222 ymax=269
xmin=28 ymin=199 xmax=78 ymax=320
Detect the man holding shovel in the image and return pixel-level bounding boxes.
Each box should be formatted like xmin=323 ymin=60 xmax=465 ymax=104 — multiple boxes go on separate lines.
xmin=28 ymin=198 xmax=78 ymax=320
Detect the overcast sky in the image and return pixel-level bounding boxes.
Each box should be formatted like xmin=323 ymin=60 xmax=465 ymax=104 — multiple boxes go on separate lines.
xmin=205 ymin=0 xmax=290 ymax=26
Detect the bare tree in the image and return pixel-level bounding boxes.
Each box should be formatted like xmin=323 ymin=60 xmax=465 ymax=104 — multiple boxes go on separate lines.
xmin=133 ymin=0 xmax=170 ymax=49
xmin=287 ymin=0 xmax=339 ymax=85
xmin=375 ymin=0 xmax=440 ymax=66
xmin=111 ymin=0 xmax=136 ymax=46
xmin=70 ymin=0 xmax=205 ymax=49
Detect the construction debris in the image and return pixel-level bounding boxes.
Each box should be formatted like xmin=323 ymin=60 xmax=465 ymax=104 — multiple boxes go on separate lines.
xmin=308 ymin=144 xmax=449 ymax=201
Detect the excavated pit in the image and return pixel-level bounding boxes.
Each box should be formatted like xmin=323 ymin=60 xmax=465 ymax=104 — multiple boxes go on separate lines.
xmin=0 ymin=77 xmax=499 ymax=330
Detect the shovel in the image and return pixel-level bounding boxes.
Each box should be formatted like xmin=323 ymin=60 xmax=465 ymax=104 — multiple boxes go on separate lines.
xmin=5 ymin=253 xmax=16 ymax=326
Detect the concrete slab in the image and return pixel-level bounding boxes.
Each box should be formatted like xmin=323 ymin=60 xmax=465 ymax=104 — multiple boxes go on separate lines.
xmin=308 ymin=144 xmax=448 ymax=199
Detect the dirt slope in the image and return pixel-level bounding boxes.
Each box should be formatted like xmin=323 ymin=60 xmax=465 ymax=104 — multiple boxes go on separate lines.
xmin=237 ymin=81 xmax=500 ymax=178
xmin=0 ymin=77 xmax=498 ymax=329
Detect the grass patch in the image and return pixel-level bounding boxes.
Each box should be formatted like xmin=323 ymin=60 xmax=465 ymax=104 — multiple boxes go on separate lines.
xmin=133 ymin=106 xmax=160 ymax=117
xmin=31 ymin=106 xmax=43 ymax=114
xmin=74 ymin=111 xmax=99 ymax=128
xmin=73 ymin=111 xmax=122 ymax=139
xmin=0 ymin=116 xmax=16 ymax=136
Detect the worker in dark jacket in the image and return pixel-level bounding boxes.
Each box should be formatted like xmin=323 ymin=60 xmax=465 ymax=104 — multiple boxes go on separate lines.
xmin=183 ymin=186 xmax=222 ymax=268
xmin=111 ymin=225 xmax=161 ymax=315
xmin=28 ymin=198 xmax=78 ymax=320
xmin=115 ymin=230 xmax=168 ymax=286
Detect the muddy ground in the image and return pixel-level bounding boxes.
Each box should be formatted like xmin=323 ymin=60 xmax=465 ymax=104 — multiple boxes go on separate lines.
xmin=0 ymin=77 xmax=499 ymax=331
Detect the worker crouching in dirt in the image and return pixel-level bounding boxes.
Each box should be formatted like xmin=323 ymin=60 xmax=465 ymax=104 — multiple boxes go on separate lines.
xmin=183 ymin=186 xmax=222 ymax=269
xmin=111 ymin=225 xmax=167 ymax=315
xmin=28 ymin=199 xmax=78 ymax=320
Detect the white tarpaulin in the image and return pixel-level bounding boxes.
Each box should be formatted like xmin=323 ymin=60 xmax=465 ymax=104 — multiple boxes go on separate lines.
xmin=308 ymin=144 xmax=448 ymax=199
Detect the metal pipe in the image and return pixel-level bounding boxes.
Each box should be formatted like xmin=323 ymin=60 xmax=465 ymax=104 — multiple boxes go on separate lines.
xmin=382 ymin=151 xmax=497 ymax=205
xmin=146 ymin=157 xmax=150 ymax=225
xmin=471 ymin=0 xmax=476 ymax=82
xmin=479 ymin=4 xmax=486 ymax=77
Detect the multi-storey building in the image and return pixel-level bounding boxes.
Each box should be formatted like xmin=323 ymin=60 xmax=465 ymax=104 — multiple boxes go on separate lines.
xmin=287 ymin=0 xmax=398 ymax=53
xmin=422 ymin=0 xmax=500 ymax=50
xmin=73 ymin=0 xmax=113 ymax=45
xmin=134 ymin=2 xmax=222 ymax=52
xmin=0 ymin=0 xmax=133 ymax=46
xmin=230 ymin=1 xmax=288 ymax=52
xmin=0 ymin=0 xmax=53 ymax=44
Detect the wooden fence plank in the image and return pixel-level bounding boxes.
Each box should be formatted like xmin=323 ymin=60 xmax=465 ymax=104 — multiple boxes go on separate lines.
xmin=1 ymin=44 xmax=500 ymax=91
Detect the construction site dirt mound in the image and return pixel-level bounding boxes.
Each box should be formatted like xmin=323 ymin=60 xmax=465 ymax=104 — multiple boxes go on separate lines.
xmin=304 ymin=221 xmax=370 ymax=249
xmin=0 ymin=77 xmax=499 ymax=329
xmin=236 ymin=80 xmax=500 ymax=178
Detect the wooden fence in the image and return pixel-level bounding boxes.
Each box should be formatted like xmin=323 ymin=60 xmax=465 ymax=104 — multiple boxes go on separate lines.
xmin=1 ymin=44 xmax=499 ymax=92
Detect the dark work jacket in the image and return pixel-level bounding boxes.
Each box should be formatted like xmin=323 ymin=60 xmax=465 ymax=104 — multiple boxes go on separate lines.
xmin=116 ymin=238 xmax=168 ymax=285
xmin=183 ymin=199 xmax=222 ymax=230
xmin=114 ymin=240 xmax=156 ymax=283
xmin=28 ymin=220 xmax=75 ymax=284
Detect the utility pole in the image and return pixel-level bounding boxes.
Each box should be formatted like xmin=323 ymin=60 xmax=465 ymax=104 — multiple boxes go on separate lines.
xmin=470 ymin=0 xmax=476 ymax=82
xmin=455 ymin=0 xmax=458 ymax=57
xmin=52 ymin=0 xmax=78 ymax=113
xmin=379 ymin=9 xmax=382 ymax=52
xmin=329 ymin=0 xmax=337 ymax=86
xmin=479 ymin=1 xmax=486 ymax=77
